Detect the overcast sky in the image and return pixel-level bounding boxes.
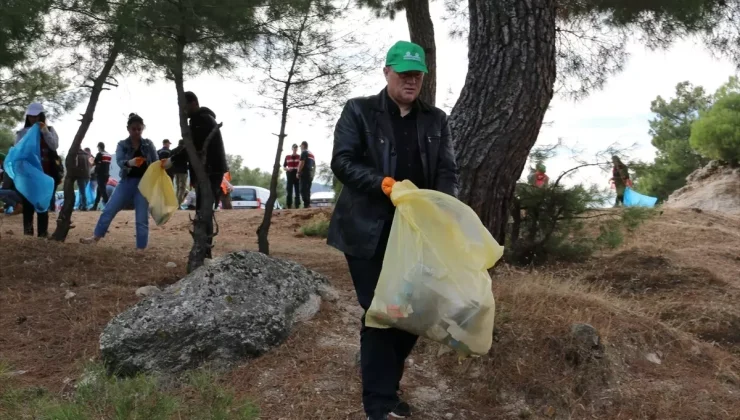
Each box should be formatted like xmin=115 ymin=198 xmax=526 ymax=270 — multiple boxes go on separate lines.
xmin=32 ymin=3 xmax=739 ymax=187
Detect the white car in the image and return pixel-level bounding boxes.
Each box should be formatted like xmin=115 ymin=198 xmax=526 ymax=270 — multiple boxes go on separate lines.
xmin=231 ymin=185 xmax=282 ymax=210
xmin=310 ymin=191 xmax=335 ymax=207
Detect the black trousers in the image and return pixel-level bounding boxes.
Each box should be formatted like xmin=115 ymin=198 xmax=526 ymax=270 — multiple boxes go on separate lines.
xmin=286 ymin=171 xmax=301 ymax=209
xmin=300 ymin=175 xmax=313 ymax=208
xmin=94 ymin=175 xmax=110 ymax=208
xmin=346 ymin=223 xmax=418 ymax=417
xmin=195 ymin=173 xmax=224 ymax=257
xmin=22 ymin=196 xmax=49 ymax=237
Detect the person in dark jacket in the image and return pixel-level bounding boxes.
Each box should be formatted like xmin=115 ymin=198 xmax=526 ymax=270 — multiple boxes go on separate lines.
xmin=67 ymin=147 xmax=91 ymax=211
xmin=165 ymin=92 xmax=227 ymax=208
xmin=92 ymin=142 xmax=112 ymax=209
xmin=327 ymin=41 xmax=458 ymax=420
xmin=164 ymin=92 xmax=227 ymax=254
xmin=170 ymin=139 xmax=190 ymax=205
xmin=297 ymin=141 xmax=315 ymax=208
xmin=158 ymin=139 xmax=175 ymax=181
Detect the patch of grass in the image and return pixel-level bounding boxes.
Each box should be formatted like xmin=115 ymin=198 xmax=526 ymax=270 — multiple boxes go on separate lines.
xmin=300 ymin=217 xmax=330 ymax=238
xmin=0 ymin=364 xmax=258 ymax=420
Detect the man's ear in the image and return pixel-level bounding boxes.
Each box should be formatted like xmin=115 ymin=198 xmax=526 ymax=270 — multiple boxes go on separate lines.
xmin=383 ymin=66 xmax=390 ymax=80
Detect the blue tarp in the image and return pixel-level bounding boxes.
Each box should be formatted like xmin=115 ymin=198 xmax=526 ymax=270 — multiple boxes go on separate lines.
xmin=624 ymin=187 xmax=658 ymax=208
xmin=3 ymin=125 xmax=54 ymax=212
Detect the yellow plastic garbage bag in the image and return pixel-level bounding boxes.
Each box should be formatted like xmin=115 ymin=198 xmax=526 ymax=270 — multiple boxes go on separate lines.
xmin=138 ymin=164 xmax=178 ymax=226
xmin=366 ymin=180 xmax=504 ymax=357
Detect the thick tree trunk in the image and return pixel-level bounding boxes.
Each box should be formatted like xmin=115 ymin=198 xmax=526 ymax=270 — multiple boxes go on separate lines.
xmin=173 ymin=40 xmax=216 ymax=273
xmin=449 ymin=0 xmax=557 ymax=243
xmin=51 ymin=40 xmax=121 ymax=242
xmin=404 ymin=0 xmax=436 ymax=105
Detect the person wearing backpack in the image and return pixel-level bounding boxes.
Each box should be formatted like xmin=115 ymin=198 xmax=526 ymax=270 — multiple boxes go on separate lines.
xmin=67 ymin=147 xmax=91 ymax=211
xmin=297 ymin=141 xmax=315 ymax=208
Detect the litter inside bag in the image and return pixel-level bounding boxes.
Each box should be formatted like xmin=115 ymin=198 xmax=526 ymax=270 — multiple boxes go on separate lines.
xmin=3 ymin=125 xmax=54 ymax=213
xmin=365 ymin=180 xmax=504 ymax=357
xmin=138 ymin=164 xmax=178 ymax=226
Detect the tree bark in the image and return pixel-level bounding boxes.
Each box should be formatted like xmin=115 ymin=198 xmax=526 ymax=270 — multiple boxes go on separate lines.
xmin=404 ymin=0 xmax=436 ymax=105
xmin=51 ymin=40 xmax=121 ymax=242
xmin=449 ymin=0 xmax=557 ymax=243
xmin=173 ymin=39 xmax=216 ymax=273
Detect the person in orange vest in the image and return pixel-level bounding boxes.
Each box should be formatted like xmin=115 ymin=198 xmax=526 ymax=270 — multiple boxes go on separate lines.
xmin=219 ymin=171 xmax=233 ymax=210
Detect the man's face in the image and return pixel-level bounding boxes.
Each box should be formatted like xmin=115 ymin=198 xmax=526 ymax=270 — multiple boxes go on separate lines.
xmin=185 ymin=101 xmax=199 ymax=116
xmin=384 ymin=67 xmax=423 ymax=105
xmin=292 ymin=146 xmax=298 ymax=154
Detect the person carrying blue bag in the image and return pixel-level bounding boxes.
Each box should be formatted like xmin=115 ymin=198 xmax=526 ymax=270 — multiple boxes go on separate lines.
xmin=8 ymin=103 xmax=60 ymax=237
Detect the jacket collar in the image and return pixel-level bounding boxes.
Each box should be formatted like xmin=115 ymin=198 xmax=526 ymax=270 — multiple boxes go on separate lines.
xmin=371 ymin=88 xmax=431 ymax=113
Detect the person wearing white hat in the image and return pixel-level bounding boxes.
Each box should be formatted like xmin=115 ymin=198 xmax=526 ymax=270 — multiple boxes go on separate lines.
xmin=14 ymin=102 xmax=61 ymax=237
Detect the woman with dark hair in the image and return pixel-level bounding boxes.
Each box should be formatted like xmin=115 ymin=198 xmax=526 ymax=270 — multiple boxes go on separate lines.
xmin=81 ymin=113 xmax=158 ymax=249
xmin=611 ymin=155 xmax=632 ymax=207
xmin=14 ymin=103 xmax=60 ymax=236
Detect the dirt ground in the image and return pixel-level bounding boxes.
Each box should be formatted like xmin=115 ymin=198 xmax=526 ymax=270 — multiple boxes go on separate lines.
xmin=2 ymin=207 xmax=740 ymax=419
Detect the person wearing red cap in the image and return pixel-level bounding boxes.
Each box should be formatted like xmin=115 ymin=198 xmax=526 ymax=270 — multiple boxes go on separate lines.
xmin=327 ymin=40 xmax=459 ymax=420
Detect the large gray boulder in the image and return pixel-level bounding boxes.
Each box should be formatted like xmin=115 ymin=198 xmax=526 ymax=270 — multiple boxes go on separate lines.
xmin=100 ymin=251 xmax=329 ymax=375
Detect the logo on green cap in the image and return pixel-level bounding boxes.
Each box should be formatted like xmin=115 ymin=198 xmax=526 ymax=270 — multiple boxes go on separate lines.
xmin=386 ymin=41 xmax=428 ymax=74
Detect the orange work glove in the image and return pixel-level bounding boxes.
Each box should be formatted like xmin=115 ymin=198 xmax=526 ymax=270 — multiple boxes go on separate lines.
xmin=382 ymin=177 xmax=396 ymax=197
xmin=134 ymin=157 xmax=146 ymax=167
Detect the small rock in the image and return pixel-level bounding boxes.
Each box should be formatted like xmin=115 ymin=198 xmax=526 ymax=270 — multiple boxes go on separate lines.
xmin=135 ymin=286 xmax=161 ymax=298
xmin=64 ymin=291 xmax=76 ymax=300
xmin=571 ymin=323 xmax=600 ymax=348
xmin=165 ymin=262 xmax=177 ymax=268
xmin=407 ymin=358 xmax=415 ymax=366
xmin=645 ymin=352 xmax=662 ymax=365
xmin=293 ymin=294 xmax=322 ymax=323
xmin=203 ymin=258 xmax=214 ymax=267
xmin=317 ymin=284 xmax=339 ymax=303
xmin=445 ymin=413 xmax=454 ymax=419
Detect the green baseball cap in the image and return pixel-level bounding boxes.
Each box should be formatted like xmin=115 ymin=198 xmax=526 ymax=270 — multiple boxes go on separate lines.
xmin=385 ymin=41 xmax=428 ymax=74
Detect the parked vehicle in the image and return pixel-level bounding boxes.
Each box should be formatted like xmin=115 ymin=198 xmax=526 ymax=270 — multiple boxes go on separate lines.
xmin=310 ymin=191 xmax=335 ymax=208
xmin=180 ymin=186 xmax=282 ymax=210
xmin=231 ymin=185 xmax=282 ymax=210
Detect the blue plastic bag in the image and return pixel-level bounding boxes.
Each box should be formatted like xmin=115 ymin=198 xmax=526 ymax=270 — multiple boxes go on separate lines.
xmin=623 ymin=187 xmax=658 ymax=208
xmin=3 ymin=125 xmax=54 ymax=212
xmin=74 ymin=182 xmax=96 ymax=210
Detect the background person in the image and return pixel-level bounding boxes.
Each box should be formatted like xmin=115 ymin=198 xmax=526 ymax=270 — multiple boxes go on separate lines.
xmin=297 ymin=141 xmax=315 ymax=208
xmin=14 ymin=103 xmax=60 ymax=237
xmin=283 ymin=143 xmax=301 ymax=209
xmin=92 ymin=142 xmax=112 ymax=209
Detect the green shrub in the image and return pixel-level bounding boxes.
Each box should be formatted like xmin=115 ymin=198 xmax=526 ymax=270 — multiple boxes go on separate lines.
xmin=0 ymin=363 xmax=258 ymax=420
xmin=690 ymin=93 xmax=740 ymax=165
xmin=300 ymin=217 xmax=330 ymax=238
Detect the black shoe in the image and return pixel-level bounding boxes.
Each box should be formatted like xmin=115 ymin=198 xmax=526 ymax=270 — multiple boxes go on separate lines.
xmin=390 ymin=401 xmax=412 ymax=418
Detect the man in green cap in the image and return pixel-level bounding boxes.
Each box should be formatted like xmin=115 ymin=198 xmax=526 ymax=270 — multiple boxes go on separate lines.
xmin=328 ymin=40 xmax=458 ymax=420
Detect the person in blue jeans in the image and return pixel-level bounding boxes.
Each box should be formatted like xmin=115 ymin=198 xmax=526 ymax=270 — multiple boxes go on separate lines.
xmin=80 ymin=113 xmax=158 ymax=249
